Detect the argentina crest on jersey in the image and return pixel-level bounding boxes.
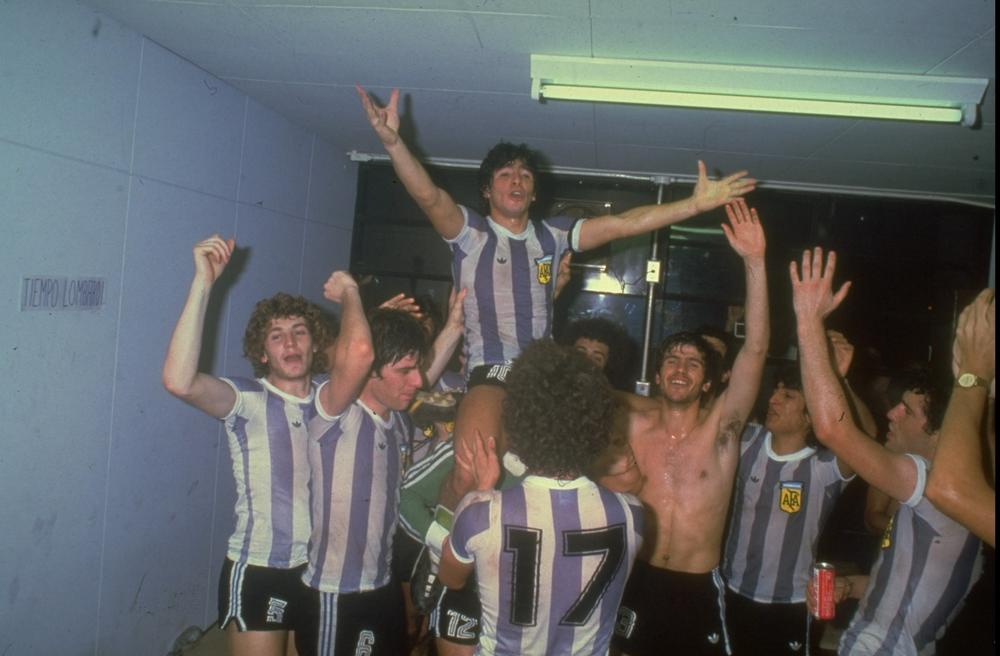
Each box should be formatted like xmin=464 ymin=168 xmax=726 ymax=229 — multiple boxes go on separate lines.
xmin=778 ymin=481 xmax=804 ymax=513
xmin=535 ymin=254 xmax=553 ymax=284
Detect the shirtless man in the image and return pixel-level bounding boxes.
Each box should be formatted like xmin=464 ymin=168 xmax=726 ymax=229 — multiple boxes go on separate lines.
xmin=611 ymin=199 xmax=769 ymax=656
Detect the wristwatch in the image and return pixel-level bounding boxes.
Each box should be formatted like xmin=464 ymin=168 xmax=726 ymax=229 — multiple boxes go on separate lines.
xmin=956 ymin=372 xmax=989 ymax=389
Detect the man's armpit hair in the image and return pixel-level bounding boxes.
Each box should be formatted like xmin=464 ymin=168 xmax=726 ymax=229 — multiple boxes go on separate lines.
xmin=717 ymin=417 xmax=744 ymax=450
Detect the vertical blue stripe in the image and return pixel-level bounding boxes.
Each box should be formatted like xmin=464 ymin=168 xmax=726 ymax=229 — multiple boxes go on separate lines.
xmin=772 ymin=458 xmax=813 ymax=600
xmin=912 ymin=533 xmax=981 ymax=649
xmin=375 ymin=415 xmax=404 ymax=584
xmin=739 ymin=449 xmax=784 ymax=596
xmin=309 ymin=422 xmax=343 ymax=589
xmin=723 ymin=427 xmax=767 ymax=590
xmin=533 ymin=221 xmax=556 ymax=339
xmin=498 ymin=485 xmax=528 ymax=653
xmin=341 ymin=412 xmax=377 ymax=590
xmin=598 ymin=491 xmax=631 ymax=648
xmin=475 ymin=232 xmax=502 ymax=364
xmin=265 ymin=391 xmax=294 ymax=567
xmin=548 ymin=487 xmax=583 ymax=651
xmin=508 ymin=238 xmax=534 ymax=354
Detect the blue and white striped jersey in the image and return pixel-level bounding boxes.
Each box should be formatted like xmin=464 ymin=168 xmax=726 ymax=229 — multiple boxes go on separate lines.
xmin=219 ymin=376 xmax=316 ymax=568
xmin=840 ymin=455 xmax=982 ymax=656
xmin=448 ymin=205 xmax=581 ymax=373
xmin=723 ymin=423 xmax=850 ymax=603
xmin=303 ymin=386 xmax=410 ymax=593
xmin=450 ymin=475 xmax=644 ymax=655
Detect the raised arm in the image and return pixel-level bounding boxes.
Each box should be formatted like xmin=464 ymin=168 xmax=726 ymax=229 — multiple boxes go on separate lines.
xmin=715 ymin=199 xmax=769 ymax=430
xmin=826 ymin=329 xmax=878 ymax=478
xmin=926 ymin=288 xmax=995 ymax=546
xmin=162 ymin=235 xmax=239 ymax=418
xmin=423 ymin=287 xmax=466 ymax=387
xmin=792 ymin=248 xmax=918 ymax=502
xmin=576 ymin=161 xmax=755 ymax=251
xmin=318 ymin=271 xmax=374 ymax=416
xmin=357 ymin=85 xmax=464 ymax=239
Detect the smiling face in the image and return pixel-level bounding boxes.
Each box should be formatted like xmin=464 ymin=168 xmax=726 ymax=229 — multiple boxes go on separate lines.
xmin=656 ymin=343 xmax=712 ymax=406
xmin=484 ymin=159 xmax=535 ymax=221
xmin=260 ymin=315 xmax=315 ymax=384
xmin=364 ymin=352 xmax=424 ymax=418
xmin=765 ymin=383 xmax=811 ymax=439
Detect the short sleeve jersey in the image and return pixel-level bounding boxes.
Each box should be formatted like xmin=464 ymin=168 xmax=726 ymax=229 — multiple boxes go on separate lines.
xmin=448 ymin=205 xmax=580 ymax=372
xmin=840 ymin=455 xmax=983 ymax=656
xmin=218 ymin=376 xmax=316 ymax=568
xmin=722 ymin=423 xmax=851 ymax=603
xmin=303 ymin=384 xmax=411 ymax=593
xmin=450 ymin=475 xmax=644 ymax=655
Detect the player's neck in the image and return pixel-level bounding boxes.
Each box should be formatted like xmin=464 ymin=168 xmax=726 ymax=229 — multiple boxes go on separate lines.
xmin=265 ymin=373 xmax=311 ymax=399
xmin=656 ymin=397 xmax=702 ymax=437
xmin=488 ymin=207 xmax=530 ymax=234
xmin=359 ymin=385 xmax=391 ymax=421
xmin=770 ymin=430 xmax=808 ymax=455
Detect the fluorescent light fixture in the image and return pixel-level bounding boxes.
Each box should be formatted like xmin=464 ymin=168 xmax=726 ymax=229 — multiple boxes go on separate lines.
xmin=531 ymin=55 xmax=988 ymax=126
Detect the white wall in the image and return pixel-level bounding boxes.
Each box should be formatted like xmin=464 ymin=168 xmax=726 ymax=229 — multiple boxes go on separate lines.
xmin=0 ymin=2 xmax=357 ymax=653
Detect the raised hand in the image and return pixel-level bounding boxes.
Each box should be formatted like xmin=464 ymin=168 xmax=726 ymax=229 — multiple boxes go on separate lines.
xmin=790 ymin=247 xmax=851 ymax=322
xmin=192 ymin=235 xmax=234 ymax=286
xmin=356 ymin=85 xmax=401 ymax=147
xmin=692 ymin=160 xmax=756 ymax=213
xmin=444 ymin=287 xmax=467 ymax=331
xmin=721 ymin=198 xmax=766 ymax=260
xmin=553 ymin=251 xmax=573 ymax=299
xmin=323 ymin=271 xmax=360 ymax=304
xmin=828 ymin=330 xmax=855 ymax=378
xmin=379 ymin=292 xmax=422 ymax=320
xmin=952 ymin=288 xmax=995 ymax=382
xmin=454 ymin=430 xmax=500 ymax=492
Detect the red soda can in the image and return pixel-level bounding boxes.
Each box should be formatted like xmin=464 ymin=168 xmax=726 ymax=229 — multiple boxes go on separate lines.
xmin=811 ymin=562 xmax=836 ymax=620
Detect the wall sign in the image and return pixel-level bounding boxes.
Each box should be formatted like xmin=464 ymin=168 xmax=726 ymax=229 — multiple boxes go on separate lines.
xmin=21 ymin=276 xmax=106 ymax=311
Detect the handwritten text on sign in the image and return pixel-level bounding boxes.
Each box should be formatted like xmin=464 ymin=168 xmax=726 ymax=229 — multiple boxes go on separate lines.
xmin=21 ymin=276 xmax=106 ymax=311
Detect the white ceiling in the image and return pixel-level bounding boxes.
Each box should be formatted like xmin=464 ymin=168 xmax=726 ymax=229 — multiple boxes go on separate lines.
xmin=81 ymin=0 xmax=996 ymax=206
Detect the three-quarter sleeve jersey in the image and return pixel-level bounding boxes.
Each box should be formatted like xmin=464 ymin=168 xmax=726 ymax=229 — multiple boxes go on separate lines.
xmin=448 ymin=205 xmax=580 ymax=373
xmin=450 ymin=475 xmax=644 ymax=655
xmin=219 ymin=376 xmax=316 ymax=568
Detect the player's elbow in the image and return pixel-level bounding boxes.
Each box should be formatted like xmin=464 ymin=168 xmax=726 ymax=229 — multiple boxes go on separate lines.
xmin=162 ymin=370 xmax=193 ymax=400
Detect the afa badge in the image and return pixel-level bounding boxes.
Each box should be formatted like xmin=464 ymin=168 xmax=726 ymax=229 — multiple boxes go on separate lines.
xmin=535 ymin=254 xmax=553 ymax=284
xmin=779 ymin=481 xmax=804 ymax=514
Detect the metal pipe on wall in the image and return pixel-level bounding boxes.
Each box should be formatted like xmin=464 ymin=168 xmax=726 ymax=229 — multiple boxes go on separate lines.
xmin=634 ymin=182 xmax=666 ymax=397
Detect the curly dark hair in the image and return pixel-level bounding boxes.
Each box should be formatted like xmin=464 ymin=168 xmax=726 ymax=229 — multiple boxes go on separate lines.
xmin=561 ymin=317 xmax=635 ymax=390
xmin=369 ymin=308 xmax=428 ymax=374
xmin=654 ymin=331 xmax=722 ymax=402
xmin=477 ymin=141 xmax=542 ymax=196
xmin=893 ymin=366 xmax=949 ymax=433
xmin=503 ymin=340 xmax=617 ymax=478
xmin=243 ymin=293 xmax=331 ymax=378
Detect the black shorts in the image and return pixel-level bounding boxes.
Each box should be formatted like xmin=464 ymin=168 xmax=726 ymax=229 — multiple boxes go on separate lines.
xmin=217 ymin=558 xmax=311 ymax=632
xmin=613 ymin=560 xmax=730 ymax=656
xmin=392 ymin=527 xmax=423 ymax=584
xmin=429 ymin=580 xmax=481 ymax=645
xmin=725 ymin=589 xmax=810 ymax=655
xmin=296 ymin=583 xmax=406 ymax=656
xmin=467 ymin=363 xmax=511 ymax=389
